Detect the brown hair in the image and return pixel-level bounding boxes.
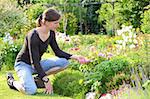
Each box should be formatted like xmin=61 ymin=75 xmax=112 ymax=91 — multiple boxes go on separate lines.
xmin=36 ymin=8 xmax=61 ymax=27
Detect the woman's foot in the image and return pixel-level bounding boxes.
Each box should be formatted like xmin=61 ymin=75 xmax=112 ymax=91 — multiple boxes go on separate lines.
xmin=6 ymin=73 xmax=18 ymax=91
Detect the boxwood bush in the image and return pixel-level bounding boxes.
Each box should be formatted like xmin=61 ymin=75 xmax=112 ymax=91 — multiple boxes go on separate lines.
xmin=53 ymin=70 xmax=86 ymax=97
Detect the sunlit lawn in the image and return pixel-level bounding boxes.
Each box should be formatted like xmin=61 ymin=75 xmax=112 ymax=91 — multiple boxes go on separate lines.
xmin=0 ymin=70 xmax=72 ymax=99
xmin=0 ymin=54 xmax=149 ymax=99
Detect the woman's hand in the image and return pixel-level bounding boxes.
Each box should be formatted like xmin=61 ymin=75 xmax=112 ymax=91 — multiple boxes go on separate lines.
xmin=70 ymin=55 xmax=91 ymax=64
xmin=44 ymin=80 xmax=53 ymax=94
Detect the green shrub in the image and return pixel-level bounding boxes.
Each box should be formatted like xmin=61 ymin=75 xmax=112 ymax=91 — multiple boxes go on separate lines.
xmin=82 ymin=56 xmax=130 ymax=94
xmin=141 ymin=6 xmax=150 ymax=34
xmin=53 ymin=70 xmax=86 ymax=97
xmin=0 ymin=39 xmax=22 ymax=70
xmin=0 ymin=0 xmax=28 ymax=37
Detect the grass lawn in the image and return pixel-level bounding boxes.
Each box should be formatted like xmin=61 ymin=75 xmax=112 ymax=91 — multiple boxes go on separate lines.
xmin=0 ymin=70 xmax=72 ymax=99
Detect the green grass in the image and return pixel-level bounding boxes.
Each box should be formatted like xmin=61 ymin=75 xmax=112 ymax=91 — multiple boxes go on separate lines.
xmin=0 ymin=71 xmax=72 ymax=99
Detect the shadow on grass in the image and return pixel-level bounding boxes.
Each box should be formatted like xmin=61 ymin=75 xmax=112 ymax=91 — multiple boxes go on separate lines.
xmin=35 ymin=92 xmax=63 ymax=97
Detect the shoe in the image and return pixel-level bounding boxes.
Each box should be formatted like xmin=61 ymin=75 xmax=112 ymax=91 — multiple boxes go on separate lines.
xmin=6 ymin=72 xmax=18 ymax=91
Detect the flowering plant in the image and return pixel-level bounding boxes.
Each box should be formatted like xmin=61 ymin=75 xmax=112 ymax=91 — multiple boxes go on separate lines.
xmin=0 ymin=33 xmax=21 ymax=70
xmin=116 ymin=25 xmax=138 ymax=53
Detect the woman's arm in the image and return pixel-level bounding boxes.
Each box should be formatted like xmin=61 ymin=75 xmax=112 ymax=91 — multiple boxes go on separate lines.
xmin=49 ymin=31 xmax=90 ymax=64
xmin=28 ymin=33 xmax=46 ymax=78
xmin=49 ymin=31 xmax=72 ymax=59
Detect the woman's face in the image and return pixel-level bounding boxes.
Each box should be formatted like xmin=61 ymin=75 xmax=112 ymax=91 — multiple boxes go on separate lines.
xmin=45 ymin=19 xmax=60 ymax=31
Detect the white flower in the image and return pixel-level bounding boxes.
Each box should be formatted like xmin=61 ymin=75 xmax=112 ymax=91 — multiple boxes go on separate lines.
xmin=86 ymin=92 xmax=96 ymax=99
xmin=121 ymin=25 xmax=125 ymax=28
xmin=116 ymin=44 xmax=122 ymax=49
xmin=129 ymin=39 xmax=132 ymax=43
xmin=116 ymin=40 xmax=123 ymax=44
xmin=123 ymin=35 xmax=128 ymax=42
xmin=121 ymin=25 xmax=132 ymax=33
xmin=133 ymin=34 xmax=137 ymax=38
xmin=129 ymin=44 xmax=136 ymax=49
xmin=122 ymin=41 xmax=126 ymax=49
xmin=129 ymin=31 xmax=133 ymax=38
xmin=116 ymin=30 xmax=123 ymax=35
xmin=8 ymin=40 xmax=13 ymax=45
xmin=3 ymin=32 xmax=14 ymax=44
xmin=128 ymin=26 xmax=133 ymax=29
xmin=133 ymin=39 xmax=138 ymax=44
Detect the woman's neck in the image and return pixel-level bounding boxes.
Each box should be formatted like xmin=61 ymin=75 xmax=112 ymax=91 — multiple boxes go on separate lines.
xmin=36 ymin=26 xmax=49 ymax=35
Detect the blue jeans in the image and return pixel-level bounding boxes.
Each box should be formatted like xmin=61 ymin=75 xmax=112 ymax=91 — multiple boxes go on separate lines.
xmin=14 ymin=57 xmax=69 ymax=95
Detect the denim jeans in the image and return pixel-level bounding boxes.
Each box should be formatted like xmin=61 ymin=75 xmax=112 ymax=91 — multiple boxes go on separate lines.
xmin=14 ymin=57 xmax=69 ymax=95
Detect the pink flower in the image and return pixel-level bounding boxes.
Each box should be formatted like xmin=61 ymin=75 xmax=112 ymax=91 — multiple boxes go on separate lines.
xmin=70 ymin=47 xmax=80 ymax=51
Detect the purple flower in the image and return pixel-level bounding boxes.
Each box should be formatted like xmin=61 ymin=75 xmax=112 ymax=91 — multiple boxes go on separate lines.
xmin=107 ymin=53 xmax=113 ymax=59
xmin=98 ymin=52 xmax=106 ymax=57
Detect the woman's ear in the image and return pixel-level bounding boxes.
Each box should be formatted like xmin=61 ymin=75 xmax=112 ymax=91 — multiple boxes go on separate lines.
xmin=41 ymin=19 xmax=46 ymax=25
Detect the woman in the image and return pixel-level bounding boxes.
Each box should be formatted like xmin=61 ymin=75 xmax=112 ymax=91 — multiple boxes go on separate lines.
xmin=7 ymin=8 xmax=89 ymax=95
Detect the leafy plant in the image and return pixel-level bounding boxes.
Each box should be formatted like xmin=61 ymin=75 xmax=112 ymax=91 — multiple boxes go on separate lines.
xmin=0 ymin=36 xmax=22 ymax=70
xmin=81 ymin=56 xmax=130 ymax=94
xmin=53 ymin=70 xmax=86 ymax=97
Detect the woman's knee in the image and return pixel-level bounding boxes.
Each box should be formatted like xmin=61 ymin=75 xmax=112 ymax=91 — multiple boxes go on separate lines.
xmin=59 ymin=58 xmax=69 ymax=68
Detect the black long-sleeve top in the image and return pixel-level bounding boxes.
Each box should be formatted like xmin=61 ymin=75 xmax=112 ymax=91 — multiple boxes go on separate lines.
xmin=16 ymin=29 xmax=72 ymax=78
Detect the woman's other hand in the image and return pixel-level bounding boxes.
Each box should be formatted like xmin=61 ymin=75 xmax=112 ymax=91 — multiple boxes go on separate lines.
xmin=44 ymin=80 xmax=53 ymax=94
xmin=71 ymin=55 xmax=91 ymax=64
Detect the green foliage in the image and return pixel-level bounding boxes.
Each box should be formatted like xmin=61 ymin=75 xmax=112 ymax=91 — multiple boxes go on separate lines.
xmin=53 ymin=70 xmax=86 ymax=97
xmin=119 ymin=0 xmax=149 ymax=28
xmin=80 ymin=56 xmax=107 ymax=72
xmin=0 ymin=0 xmax=28 ymax=37
xmin=97 ymin=0 xmax=149 ymax=35
xmin=97 ymin=3 xmax=113 ymax=35
xmin=0 ymin=38 xmax=3 ymax=69
xmin=25 ymin=3 xmax=47 ymax=21
xmin=69 ymin=60 xmax=81 ymax=71
xmin=0 ymin=40 xmax=22 ymax=70
xmin=142 ymin=80 xmax=150 ymax=90
xmin=31 ymin=0 xmax=54 ymax=4
xmin=97 ymin=2 xmax=125 ymax=36
xmin=58 ymin=13 xmax=78 ymax=35
xmin=81 ymin=56 xmax=130 ymax=94
xmin=25 ymin=3 xmax=47 ymax=29
xmin=141 ymin=6 xmax=150 ymax=34
xmin=85 ymin=4 xmax=101 ymax=34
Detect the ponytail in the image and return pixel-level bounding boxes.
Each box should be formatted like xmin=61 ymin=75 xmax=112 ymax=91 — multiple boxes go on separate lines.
xmin=36 ymin=8 xmax=61 ymax=27
xmin=36 ymin=14 xmax=43 ymax=27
